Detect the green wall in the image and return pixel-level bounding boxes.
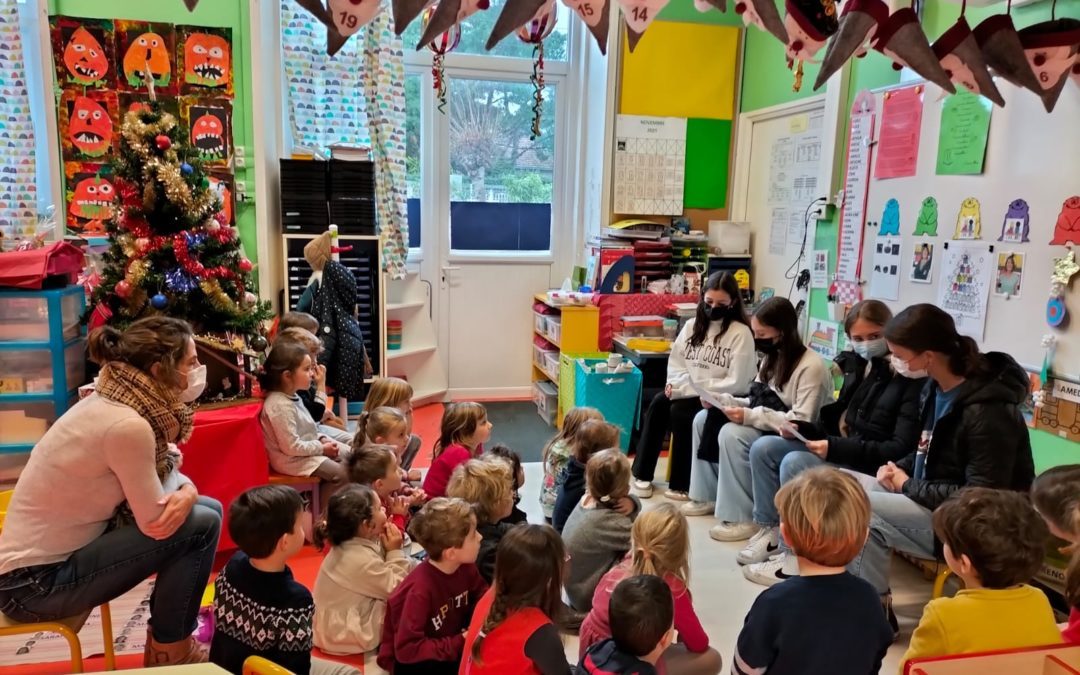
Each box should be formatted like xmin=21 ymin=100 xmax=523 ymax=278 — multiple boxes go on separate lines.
xmin=658 ymin=0 xmax=744 ymax=26
xmin=48 ymin=0 xmax=258 ymax=266
xmin=737 ymin=1 xmax=1079 ymax=471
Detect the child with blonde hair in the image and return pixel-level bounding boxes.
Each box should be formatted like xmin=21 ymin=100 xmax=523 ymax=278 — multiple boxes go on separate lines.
xmin=579 ymin=503 xmax=721 ymax=675
xmin=313 ymin=485 xmax=415 ymax=655
xmin=553 ymin=419 xmax=623 ymax=532
xmin=446 ymin=457 xmax=516 ymax=583
xmin=377 ymin=498 xmax=487 ymax=675
xmin=540 ymin=407 xmax=603 ymax=523
xmin=346 ymin=445 xmax=411 ymax=532
xmin=563 ymin=449 xmax=641 ymax=612
xmin=486 ymin=443 xmax=528 ymax=525
xmin=1032 ymin=465 xmax=1080 ymax=643
xmin=365 ymin=377 xmax=422 ymax=474
xmin=422 ymin=402 xmax=492 ymax=498
xmin=733 ymin=467 xmax=891 ymax=675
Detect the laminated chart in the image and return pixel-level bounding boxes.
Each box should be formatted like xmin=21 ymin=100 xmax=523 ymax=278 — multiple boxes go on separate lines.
xmin=614 ymin=115 xmax=687 ymax=216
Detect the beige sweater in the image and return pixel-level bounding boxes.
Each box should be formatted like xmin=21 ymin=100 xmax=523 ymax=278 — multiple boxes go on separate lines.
xmin=313 ymin=538 xmax=415 ymax=655
xmin=0 ymin=394 xmax=190 ymax=576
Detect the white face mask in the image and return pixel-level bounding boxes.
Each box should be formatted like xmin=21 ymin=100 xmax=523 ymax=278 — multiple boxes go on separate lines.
xmin=179 ymin=364 xmax=207 ymax=403
xmin=852 ymin=338 xmax=889 ymax=361
xmin=890 ymin=354 xmax=928 ymax=379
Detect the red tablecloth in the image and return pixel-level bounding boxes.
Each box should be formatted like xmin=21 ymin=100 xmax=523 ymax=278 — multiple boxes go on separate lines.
xmin=595 ymin=293 xmax=698 ymax=350
xmin=178 ymin=401 xmax=267 ymax=551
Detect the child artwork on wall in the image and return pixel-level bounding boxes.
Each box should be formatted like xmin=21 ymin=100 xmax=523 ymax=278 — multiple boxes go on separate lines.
xmin=869 ymin=236 xmax=901 ymax=300
xmin=208 ymin=171 xmax=235 ymax=225
xmin=58 ymin=89 xmax=119 ymax=161
xmin=1049 ymin=195 xmax=1080 ymax=246
xmin=910 ymin=241 xmax=934 ymax=284
xmin=116 ymin=21 xmax=176 ymax=94
xmin=64 ymin=162 xmax=116 ymax=237
xmin=952 ymin=196 xmax=982 ymax=240
xmin=177 ymin=26 xmax=233 ymax=96
xmin=181 ymin=97 xmax=231 ymax=166
xmin=998 ymin=198 xmax=1030 ymax=243
xmin=994 ymin=252 xmax=1024 ymax=298
xmin=51 ymin=17 xmax=115 ymax=89
xmin=913 ymin=196 xmax=938 ymax=236
xmin=879 ymin=198 xmax=901 ymax=235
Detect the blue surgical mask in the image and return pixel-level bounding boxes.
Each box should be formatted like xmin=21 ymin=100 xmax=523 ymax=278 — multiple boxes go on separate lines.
xmin=852 ymin=338 xmax=889 ymax=361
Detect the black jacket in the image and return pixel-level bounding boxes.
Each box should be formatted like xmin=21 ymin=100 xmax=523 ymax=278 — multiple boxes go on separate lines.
xmin=309 ymin=260 xmax=369 ymax=401
xmin=576 ymin=639 xmax=658 ymax=675
xmin=817 ymin=352 xmax=925 ymax=475
xmin=552 ymin=458 xmax=586 ymax=533
xmin=896 ymin=351 xmax=1035 ymax=511
xmin=476 ymin=521 xmax=518 ymax=583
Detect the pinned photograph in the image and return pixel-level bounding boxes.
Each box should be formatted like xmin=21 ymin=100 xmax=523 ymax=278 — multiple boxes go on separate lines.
xmin=910 ymin=242 xmax=934 ymax=283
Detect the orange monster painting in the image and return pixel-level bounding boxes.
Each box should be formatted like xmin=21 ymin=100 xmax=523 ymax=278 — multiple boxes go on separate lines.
xmin=180 ymin=27 xmax=232 ymax=93
xmin=116 ymin=21 xmax=175 ymax=92
xmin=60 ymin=90 xmax=118 ymax=161
xmin=64 ymin=163 xmax=116 ymax=236
xmin=183 ymin=98 xmax=231 ymax=165
xmin=51 ymin=17 xmax=115 ymax=88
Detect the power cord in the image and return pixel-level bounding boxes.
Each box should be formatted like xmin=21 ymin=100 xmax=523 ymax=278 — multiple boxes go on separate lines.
xmin=786 ymin=197 xmax=828 ymax=300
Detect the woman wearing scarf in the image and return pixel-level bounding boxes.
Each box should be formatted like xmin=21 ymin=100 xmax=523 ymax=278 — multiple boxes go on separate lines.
xmin=0 ymin=317 xmax=222 ymax=666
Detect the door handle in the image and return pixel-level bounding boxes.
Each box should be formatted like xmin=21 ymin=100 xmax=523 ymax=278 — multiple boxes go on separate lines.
xmin=441 ymin=265 xmax=461 ymax=283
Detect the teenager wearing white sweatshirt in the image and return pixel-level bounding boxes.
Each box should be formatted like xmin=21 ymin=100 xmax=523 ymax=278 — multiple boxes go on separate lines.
xmin=631 ymin=272 xmax=757 ymax=500
xmin=684 ymin=296 xmax=834 ymax=545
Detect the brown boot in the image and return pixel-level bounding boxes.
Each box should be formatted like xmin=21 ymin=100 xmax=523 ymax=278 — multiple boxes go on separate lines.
xmin=143 ymin=629 xmax=209 ymax=667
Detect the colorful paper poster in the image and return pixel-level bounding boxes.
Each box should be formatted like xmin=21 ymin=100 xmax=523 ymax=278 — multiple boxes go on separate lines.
xmin=812 ymin=250 xmax=829 ymax=288
xmin=952 ymin=197 xmax=982 ymax=240
xmin=177 ymin=25 xmax=234 ymax=97
xmin=869 ymin=236 xmax=902 ymax=300
xmin=51 ymin=16 xmax=116 ymax=90
xmin=936 ymin=91 xmax=992 ymax=176
xmin=64 ymin=162 xmax=115 ymax=237
xmin=994 ymin=251 xmax=1024 ymax=298
xmin=683 ymin=118 xmax=731 ymax=209
xmin=116 ymin=20 xmax=176 ymax=94
xmin=180 ymin=96 xmax=232 ymax=166
xmin=58 ymin=89 xmax=119 ymax=161
xmin=874 ymin=85 xmax=923 ymax=180
xmin=118 ymin=92 xmax=180 ymax=120
xmin=997 ymin=199 xmax=1031 ymax=243
xmin=835 ymin=94 xmax=875 ymax=295
xmin=808 ymin=318 xmax=840 ymax=360
xmin=910 ymin=242 xmax=934 ymax=284
xmin=936 ymin=241 xmax=994 ymax=341
xmin=613 ymin=115 xmax=686 ymax=215
xmin=208 ymin=171 xmax=235 ymax=225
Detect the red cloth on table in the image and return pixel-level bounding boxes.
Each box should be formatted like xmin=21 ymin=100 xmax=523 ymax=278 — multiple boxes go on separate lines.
xmin=178 ymin=401 xmax=268 ymax=551
xmin=594 ymin=293 xmax=698 ymax=350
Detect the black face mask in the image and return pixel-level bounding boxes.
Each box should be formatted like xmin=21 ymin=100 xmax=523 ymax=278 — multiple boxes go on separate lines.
xmin=755 ymin=337 xmax=781 ymax=354
xmin=701 ymin=302 xmax=730 ymax=322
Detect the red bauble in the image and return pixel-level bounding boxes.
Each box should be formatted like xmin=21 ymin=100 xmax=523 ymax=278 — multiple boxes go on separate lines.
xmin=135 ymin=237 xmax=151 ymax=254
xmin=239 ymin=258 xmax=253 ymax=273
xmin=155 ymin=135 xmax=172 ymax=151
xmin=115 ymin=280 xmax=132 ymax=298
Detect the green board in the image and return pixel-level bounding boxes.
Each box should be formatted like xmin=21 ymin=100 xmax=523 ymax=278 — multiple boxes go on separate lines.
xmin=684 ymin=118 xmax=732 ymax=209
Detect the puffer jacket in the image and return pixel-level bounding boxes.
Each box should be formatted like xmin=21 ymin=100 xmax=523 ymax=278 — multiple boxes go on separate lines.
xmin=817 ymin=352 xmax=925 ymax=475
xmin=896 ymin=351 xmax=1034 ymax=511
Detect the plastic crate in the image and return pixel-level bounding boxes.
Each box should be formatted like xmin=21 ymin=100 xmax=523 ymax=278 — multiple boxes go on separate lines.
xmin=558 ymin=351 xmax=607 ymax=428
xmin=573 ymin=358 xmax=643 ymax=452
xmin=543 ymin=351 xmax=560 ymax=380
xmin=534 ymin=311 xmax=548 ymax=334
xmin=533 ymin=380 xmax=558 ymax=419
xmin=544 ymin=315 xmax=562 ymax=344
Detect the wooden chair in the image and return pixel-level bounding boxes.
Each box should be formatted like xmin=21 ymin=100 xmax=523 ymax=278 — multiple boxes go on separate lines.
xmin=0 ymin=490 xmax=116 ymax=672
xmin=244 ymin=655 xmax=296 ymax=675
xmin=268 ymin=473 xmax=323 ymax=526
xmin=904 ymin=643 xmax=1080 ymax=674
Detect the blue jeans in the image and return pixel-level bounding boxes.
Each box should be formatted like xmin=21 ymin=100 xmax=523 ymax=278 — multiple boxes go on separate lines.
xmin=0 ymin=496 xmax=222 ymax=643
xmin=687 ymin=412 xmax=766 ymax=522
xmin=748 ymin=435 xmax=826 ymax=527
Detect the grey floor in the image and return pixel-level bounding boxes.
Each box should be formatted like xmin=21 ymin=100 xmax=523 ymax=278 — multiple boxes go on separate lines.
xmin=484 ymin=401 xmax=557 ymax=463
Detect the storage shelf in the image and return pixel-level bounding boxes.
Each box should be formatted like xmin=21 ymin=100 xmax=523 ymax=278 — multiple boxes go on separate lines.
xmin=386 ymin=344 xmax=438 ymax=360
xmin=0 ymin=391 xmax=56 ymax=403
xmin=534 ymin=328 xmax=560 ymax=349
xmin=0 ymin=335 xmax=84 ymax=352
xmin=387 ymin=300 xmax=426 ymax=312
xmin=411 ymin=385 xmax=448 ymax=402
xmin=0 ymin=443 xmax=35 ymax=455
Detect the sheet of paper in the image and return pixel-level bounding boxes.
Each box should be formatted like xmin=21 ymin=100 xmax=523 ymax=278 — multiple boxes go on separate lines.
xmin=874 ymin=85 xmax=923 ymax=179
xmin=869 ymin=236 xmax=902 ymax=300
xmin=614 ymin=115 xmax=687 ymax=215
xmin=812 ymin=250 xmax=829 ymax=288
xmin=769 ymin=206 xmax=788 ymax=255
xmin=836 ymin=104 xmax=875 ymax=283
xmin=807 ymin=318 xmax=840 ymax=360
xmin=936 ymin=91 xmax=993 ymax=176
xmin=688 ymin=376 xmax=738 ymax=409
xmin=936 ymin=241 xmax=994 ymax=342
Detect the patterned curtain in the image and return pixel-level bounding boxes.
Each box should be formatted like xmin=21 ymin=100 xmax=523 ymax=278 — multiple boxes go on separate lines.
xmin=0 ymin=0 xmax=37 ymax=243
xmin=280 ymin=3 xmax=408 ymax=278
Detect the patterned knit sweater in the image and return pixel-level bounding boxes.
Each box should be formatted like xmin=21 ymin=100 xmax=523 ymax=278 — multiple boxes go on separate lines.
xmin=210 ymin=552 xmax=314 ymax=675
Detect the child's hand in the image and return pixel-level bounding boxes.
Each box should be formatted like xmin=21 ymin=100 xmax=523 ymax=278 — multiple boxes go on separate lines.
xmin=408 ymin=468 xmax=423 ymax=482
xmin=409 ymin=489 xmax=427 ymax=507
xmin=321 ymin=439 xmax=340 ymax=458
xmin=382 ymin=522 xmax=404 ymax=551
xmin=614 ymin=497 xmax=635 ymax=516
xmin=389 ymin=496 xmax=410 ymax=516
xmin=313 ymin=363 xmax=327 ymax=389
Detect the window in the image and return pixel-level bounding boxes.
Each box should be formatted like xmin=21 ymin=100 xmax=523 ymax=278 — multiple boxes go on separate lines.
xmin=401 ymin=0 xmax=570 ymax=61
xmin=405 ymin=73 xmax=421 ymax=249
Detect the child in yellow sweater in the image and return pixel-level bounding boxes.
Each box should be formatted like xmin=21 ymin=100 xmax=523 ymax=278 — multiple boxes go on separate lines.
xmin=900 ymin=488 xmax=1062 ymax=673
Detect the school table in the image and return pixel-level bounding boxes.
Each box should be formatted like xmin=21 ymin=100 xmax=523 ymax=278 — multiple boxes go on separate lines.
xmin=178 ymin=400 xmax=268 ymax=552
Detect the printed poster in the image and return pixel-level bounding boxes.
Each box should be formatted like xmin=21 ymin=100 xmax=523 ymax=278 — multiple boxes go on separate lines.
xmin=874 ymin=85 xmax=923 ymax=180
xmin=869 ymin=236 xmax=902 ymax=300
xmin=936 ymin=241 xmax=994 ymax=341
xmin=613 ymin=115 xmax=686 ymax=216
xmin=808 ymin=318 xmax=840 ymax=360
xmin=910 ymin=242 xmax=934 ymax=284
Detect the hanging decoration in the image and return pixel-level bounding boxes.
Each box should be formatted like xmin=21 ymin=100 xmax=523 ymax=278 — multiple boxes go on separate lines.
xmin=562 ymin=0 xmax=611 ymax=55
xmin=183 ymin=0 xmax=201 ymax=10
xmin=293 ymin=0 xmax=383 ymax=55
xmin=783 ymin=0 xmax=839 ymax=91
xmin=517 ymin=4 xmax=558 ymax=140
xmin=872 ymin=8 xmax=956 ymax=93
xmin=694 ymin=0 xmax=727 ymax=11
xmin=418 ymin=0 xmax=489 ymax=50
xmin=393 ymin=0 xmax=436 ymax=35
xmin=931 ymin=7 xmax=1004 ymax=106
xmin=814 ymin=0 xmax=888 ymax=91
xmin=733 ymin=0 xmax=788 ymax=46
xmin=421 ymin=6 xmax=461 ymax=114
xmin=1046 ymin=249 xmax=1079 ymax=328
xmin=616 ymin=0 xmax=671 ymax=52
xmin=487 ymin=0 xmax=553 ymax=50
xmin=974 ymin=13 xmax=1042 ymax=92
xmin=1017 ymin=15 xmax=1080 ymax=113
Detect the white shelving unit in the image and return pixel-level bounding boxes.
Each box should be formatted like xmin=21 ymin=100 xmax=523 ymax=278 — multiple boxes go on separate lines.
xmin=384 ymin=272 xmax=447 ymax=404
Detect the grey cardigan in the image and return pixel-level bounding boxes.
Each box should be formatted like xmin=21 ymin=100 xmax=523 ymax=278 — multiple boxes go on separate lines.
xmin=561 ymin=495 xmax=641 ymax=611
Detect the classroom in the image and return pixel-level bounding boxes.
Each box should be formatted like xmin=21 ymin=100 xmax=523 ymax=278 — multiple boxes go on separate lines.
xmin=0 ymin=0 xmax=1078 ymax=673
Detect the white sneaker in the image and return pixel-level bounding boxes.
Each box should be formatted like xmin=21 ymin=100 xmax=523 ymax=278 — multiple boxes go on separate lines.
xmin=631 ymin=479 xmax=654 ymax=498
xmin=664 ymin=490 xmax=690 ymax=502
xmin=743 ymin=552 xmax=800 ymax=587
xmin=680 ymin=500 xmax=715 ymax=516
xmin=736 ymin=527 xmax=779 ymax=565
xmin=709 ymin=521 xmax=758 ymax=542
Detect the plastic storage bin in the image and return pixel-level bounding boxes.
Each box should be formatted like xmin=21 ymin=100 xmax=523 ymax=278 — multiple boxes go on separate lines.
xmin=544 ymin=315 xmax=562 ymax=344
xmin=572 ymin=357 xmax=642 ymax=451
xmin=543 ymin=351 xmax=561 ymax=381
xmin=533 ymin=380 xmax=558 ymax=424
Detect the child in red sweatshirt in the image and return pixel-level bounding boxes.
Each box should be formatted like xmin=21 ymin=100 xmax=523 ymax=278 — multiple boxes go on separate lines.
xmin=347 ymin=445 xmax=413 ymax=532
xmin=377 ymin=497 xmax=488 ymax=675
xmin=422 ymin=402 xmax=492 ymax=498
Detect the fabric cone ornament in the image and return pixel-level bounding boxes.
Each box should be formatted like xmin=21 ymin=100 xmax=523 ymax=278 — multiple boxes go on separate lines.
xmin=973 ymin=14 xmax=1042 ymax=92
xmin=329 ymin=0 xmax=384 ymax=54
xmin=1018 ymin=18 xmax=1080 ymax=112
xmin=393 ymin=0 xmax=436 ymax=34
xmin=784 ymin=0 xmax=838 ymax=62
xmin=563 ymin=0 xmax=611 ymax=54
xmin=694 ymin=0 xmax=727 ymax=12
xmin=183 ymin=0 xmax=200 ymax=10
xmin=617 ymin=0 xmax=671 ymax=52
xmin=814 ymin=0 xmax=889 ymax=90
xmin=1072 ymin=55 xmax=1080 ymax=86
xmin=932 ymin=16 xmax=1005 ymax=106
xmin=734 ymin=0 xmax=788 ymax=45
xmin=873 ymin=8 xmax=956 ymax=93
xmin=417 ymin=0 xmax=489 ymax=49
xmin=487 ymin=0 xmax=553 ymax=49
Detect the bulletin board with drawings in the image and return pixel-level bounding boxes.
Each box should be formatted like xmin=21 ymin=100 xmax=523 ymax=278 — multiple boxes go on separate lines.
xmin=856 ymin=81 xmax=1080 ymax=381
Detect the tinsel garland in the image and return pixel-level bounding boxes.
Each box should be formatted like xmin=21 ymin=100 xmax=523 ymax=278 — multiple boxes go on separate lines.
xmin=126 ymin=259 xmax=149 ymax=287
xmin=120 ymin=110 xmax=217 ymax=219
xmin=200 ymin=279 xmax=241 ymax=314
xmin=530 ymin=42 xmax=545 ymax=140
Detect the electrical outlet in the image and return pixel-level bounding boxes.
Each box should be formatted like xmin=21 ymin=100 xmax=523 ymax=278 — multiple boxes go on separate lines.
xmin=235 ymin=180 xmax=247 ymax=192
xmin=809 ymin=203 xmax=828 ymax=221
xmin=234 ymin=156 xmax=246 ymax=168
xmin=235 ymin=145 xmax=245 ymax=157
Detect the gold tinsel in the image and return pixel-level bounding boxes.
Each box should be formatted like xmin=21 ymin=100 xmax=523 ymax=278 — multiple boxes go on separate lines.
xmin=126 ymin=258 xmax=149 ymax=288
xmin=200 ymin=279 xmax=240 ymax=316
xmin=119 ymin=233 xmax=137 ymax=258
xmin=120 ymin=109 xmax=216 ymax=219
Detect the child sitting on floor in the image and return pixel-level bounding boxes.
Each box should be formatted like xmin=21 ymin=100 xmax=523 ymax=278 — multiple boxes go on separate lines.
xmin=900 ymin=488 xmax=1061 ymax=671
xmin=461 ymin=524 xmax=573 ymax=674
xmin=366 ymin=376 xmax=423 ymax=477
xmin=577 ymin=575 xmax=675 ymax=675
xmin=313 ymin=485 xmax=416 ymax=656
xmin=346 ymin=445 xmax=416 ymax=532
xmin=210 ymin=485 xmax=359 ymax=675
xmin=259 ymin=340 xmax=349 ymax=512
xmin=446 ymin=457 xmax=517 ymax=583
xmin=377 ymin=498 xmax=488 ymax=675
xmin=579 ymin=503 xmax=721 ymax=675
xmin=353 ymin=406 xmax=425 ymax=502
xmin=1032 ymin=465 xmax=1080 ymax=643
xmin=541 ymin=407 xmax=603 ymax=524
xmin=733 ymin=467 xmax=891 ymax=675
xmin=487 ymin=443 xmax=528 ymax=525
xmin=563 ymin=449 xmax=641 ymax=612
xmin=423 ymin=402 xmax=493 ymax=499
xmin=552 ymin=419 xmax=623 ymax=532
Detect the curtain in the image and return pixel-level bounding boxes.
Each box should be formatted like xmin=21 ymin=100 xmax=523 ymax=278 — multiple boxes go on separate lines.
xmin=0 ymin=0 xmax=37 ymax=244
xmin=280 ymin=2 xmax=408 ymax=277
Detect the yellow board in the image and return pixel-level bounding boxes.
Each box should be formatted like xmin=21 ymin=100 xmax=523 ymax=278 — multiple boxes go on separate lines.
xmin=620 ymin=21 xmax=739 ymax=121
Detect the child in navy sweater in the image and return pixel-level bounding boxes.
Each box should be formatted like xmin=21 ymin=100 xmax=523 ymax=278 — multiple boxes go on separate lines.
xmin=552 ymin=420 xmax=622 ymax=532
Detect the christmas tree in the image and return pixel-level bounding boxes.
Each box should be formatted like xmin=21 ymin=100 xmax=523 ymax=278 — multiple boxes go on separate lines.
xmin=84 ymin=103 xmax=272 ymax=341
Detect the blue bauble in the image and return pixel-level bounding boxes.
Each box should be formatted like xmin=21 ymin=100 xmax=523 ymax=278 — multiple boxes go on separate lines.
xmin=151 ymin=293 xmax=168 ymax=309
xmin=181 ymin=163 xmax=194 ymax=176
